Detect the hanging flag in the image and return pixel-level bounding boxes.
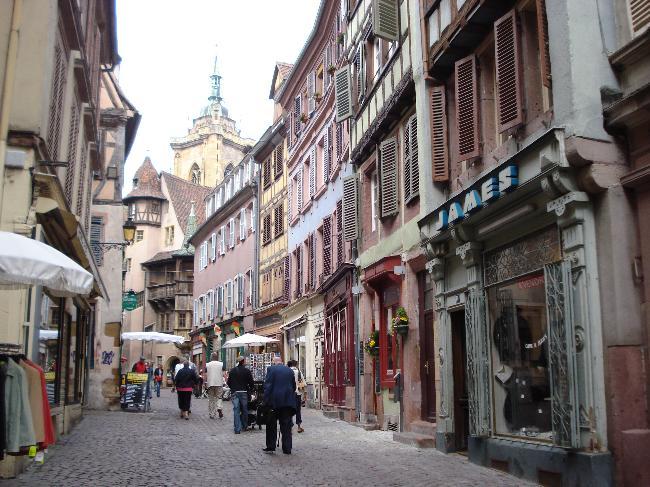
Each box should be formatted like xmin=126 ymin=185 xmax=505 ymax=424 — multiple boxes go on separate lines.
xmin=232 ymin=321 xmax=241 ymax=336
xmin=214 ymin=324 xmax=222 ymax=337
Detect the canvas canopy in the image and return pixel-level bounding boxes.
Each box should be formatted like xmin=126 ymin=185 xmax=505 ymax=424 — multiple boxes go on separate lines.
xmin=222 ymin=333 xmax=279 ymax=348
xmin=121 ymin=332 xmax=186 ymax=344
xmin=0 ymin=231 xmax=93 ymax=296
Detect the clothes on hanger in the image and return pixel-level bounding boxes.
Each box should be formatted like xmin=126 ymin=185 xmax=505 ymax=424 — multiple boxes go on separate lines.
xmin=23 ymin=359 xmax=54 ymax=447
xmin=0 ymin=362 xmax=7 ymax=460
xmin=4 ymin=358 xmax=36 ymax=453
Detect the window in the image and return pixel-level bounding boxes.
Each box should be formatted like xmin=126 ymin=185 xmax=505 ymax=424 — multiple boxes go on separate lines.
xmin=193 ymin=300 xmax=198 ymax=327
xmin=237 ymin=273 xmax=245 ymax=309
xmin=294 ymin=246 xmax=302 ymax=298
xmin=488 ymin=273 xmax=551 ymax=440
xmin=210 ymin=233 xmax=216 ymax=261
xmin=208 ymin=290 xmax=215 ymax=319
xmin=274 ymin=204 xmax=284 ymax=238
xmin=370 ymin=171 xmax=378 ymax=232
xmin=135 ymin=229 xmax=144 ymax=242
xmin=226 ymin=280 xmax=233 ymax=313
xmin=201 ymin=295 xmax=206 ymax=323
xmin=220 ymin=226 xmax=226 ymax=255
xmin=90 ymin=216 xmax=103 ymax=266
xmin=229 ymin=218 xmax=235 ymax=248
xmin=239 ymin=209 xmax=247 ymax=240
xmin=234 ymin=170 xmax=240 ymax=193
xmin=262 ymin=214 xmax=272 ymax=245
xmin=165 ymin=226 xmax=175 ymax=246
xmin=233 ymin=275 xmax=240 ymax=311
xmin=178 ymin=313 xmax=186 ymax=328
xmin=251 ymin=200 xmax=256 ymax=233
xmin=124 ymin=258 xmax=132 ymax=272
xmin=380 ymin=288 xmax=400 ymax=387
xmin=246 ymin=269 xmax=253 ymax=305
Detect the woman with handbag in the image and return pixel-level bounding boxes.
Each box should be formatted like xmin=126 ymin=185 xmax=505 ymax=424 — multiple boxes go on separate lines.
xmin=288 ymin=360 xmax=305 ymax=433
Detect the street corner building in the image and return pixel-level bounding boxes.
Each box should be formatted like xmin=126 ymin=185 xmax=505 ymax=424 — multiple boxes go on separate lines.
xmin=0 ymin=0 xmax=139 ymax=478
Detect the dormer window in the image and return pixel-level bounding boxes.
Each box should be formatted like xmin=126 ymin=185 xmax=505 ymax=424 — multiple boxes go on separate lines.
xmin=132 ymin=178 xmax=138 ymax=188
xmin=190 ymin=163 xmax=201 ymax=185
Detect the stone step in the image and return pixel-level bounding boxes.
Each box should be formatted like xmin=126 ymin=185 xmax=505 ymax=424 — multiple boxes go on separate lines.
xmin=323 ymin=410 xmax=342 ymax=419
xmin=393 ymin=432 xmax=436 ymax=449
xmin=409 ymin=420 xmax=437 ymax=437
xmin=352 ymin=422 xmax=380 ymax=431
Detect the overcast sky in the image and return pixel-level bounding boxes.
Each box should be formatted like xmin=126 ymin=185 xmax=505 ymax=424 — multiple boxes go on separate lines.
xmin=116 ymin=0 xmax=321 ymax=192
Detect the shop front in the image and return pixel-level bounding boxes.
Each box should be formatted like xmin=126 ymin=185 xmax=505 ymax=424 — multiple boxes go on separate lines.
xmin=420 ymin=129 xmax=611 ymax=484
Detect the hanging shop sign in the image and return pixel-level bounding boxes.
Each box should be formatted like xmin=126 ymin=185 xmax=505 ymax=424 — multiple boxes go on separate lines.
xmin=122 ymin=291 xmax=138 ymax=311
xmin=435 ymin=164 xmax=519 ymax=231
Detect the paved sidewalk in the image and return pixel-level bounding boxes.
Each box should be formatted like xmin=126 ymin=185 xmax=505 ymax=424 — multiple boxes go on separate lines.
xmin=6 ymin=389 xmax=535 ymax=486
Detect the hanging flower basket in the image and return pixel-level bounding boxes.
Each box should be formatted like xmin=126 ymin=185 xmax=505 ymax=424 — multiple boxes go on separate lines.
xmin=327 ymin=64 xmax=336 ymax=75
xmin=391 ymin=307 xmax=409 ymax=336
xmin=337 ymin=32 xmax=345 ymax=45
xmin=300 ymin=113 xmax=309 ymax=124
xmin=363 ymin=330 xmax=379 ymax=357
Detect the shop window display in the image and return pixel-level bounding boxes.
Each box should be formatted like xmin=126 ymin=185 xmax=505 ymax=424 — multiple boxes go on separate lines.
xmin=488 ymin=273 xmax=551 ymax=440
xmin=39 ymin=293 xmax=62 ymax=404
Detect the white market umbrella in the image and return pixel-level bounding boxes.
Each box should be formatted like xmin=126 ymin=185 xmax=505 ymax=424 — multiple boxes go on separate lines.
xmin=121 ymin=332 xmax=186 ymax=344
xmin=222 ymin=333 xmax=279 ymax=348
xmin=39 ymin=330 xmax=59 ymax=340
xmin=0 ymin=231 xmax=93 ymax=296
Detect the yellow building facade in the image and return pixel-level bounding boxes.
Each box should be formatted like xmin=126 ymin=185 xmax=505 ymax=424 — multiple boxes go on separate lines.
xmin=170 ymin=55 xmax=255 ymax=187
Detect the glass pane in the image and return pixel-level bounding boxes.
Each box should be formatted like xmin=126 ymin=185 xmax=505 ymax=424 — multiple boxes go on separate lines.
xmin=428 ymin=9 xmax=440 ymax=47
xmin=488 ymin=273 xmax=551 ymax=440
xmin=39 ymin=293 xmax=61 ymax=405
xmin=440 ymin=0 xmax=451 ymax=33
xmin=66 ymin=312 xmax=77 ymax=403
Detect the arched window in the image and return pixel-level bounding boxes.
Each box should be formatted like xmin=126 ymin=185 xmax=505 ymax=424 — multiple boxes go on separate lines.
xmin=190 ymin=163 xmax=201 ymax=185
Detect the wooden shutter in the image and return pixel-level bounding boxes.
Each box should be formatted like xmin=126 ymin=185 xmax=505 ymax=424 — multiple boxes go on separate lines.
xmin=229 ymin=218 xmax=235 ymax=248
xmin=336 ymin=121 xmax=343 ymax=161
xmin=324 ymin=125 xmax=331 ymax=184
xmin=211 ymin=232 xmax=217 ymax=260
xmin=323 ymin=216 xmax=332 ymax=276
xmin=287 ymin=112 xmax=294 ymax=147
xmin=356 ymin=44 xmax=366 ymax=103
xmin=90 ymin=216 xmax=103 ymax=266
xmin=65 ymin=100 xmax=80 ymax=206
xmin=297 ymin=167 xmax=304 ymax=212
xmin=308 ymin=71 xmax=316 ymax=114
xmin=335 ymin=66 xmax=353 ymax=122
xmin=455 ymin=55 xmax=480 ymax=160
xmin=274 ymin=143 xmax=283 ymax=179
xmin=379 ymin=137 xmax=399 ymax=217
xmin=372 ymin=0 xmax=400 ymax=42
xmin=629 ymin=0 xmax=650 ymax=35
xmin=47 ymin=37 xmax=67 ymax=160
xmin=309 ymin=146 xmax=316 ymax=197
xmin=403 ymin=119 xmax=411 ymax=202
xmin=342 ymin=175 xmax=359 ymax=241
xmin=287 ymin=175 xmax=293 ymax=222
xmin=294 ymin=95 xmax=302 ymax=134
xmin=536 ymin=0 xmax=552 ymax=87
xmin=430 ymin=86 xmax=449 ymax=182
xmin=283 ymin=255 xmax=290 ymax=301
xmin=336 ymin=200 xmax=344 ymax=265
xmin=495 ymin=10 xmax=524 ymax=132
xmin=274 ymin=204 xmax=284 ymax=237
xmin=220 ymin=226 xmax=226 ymax=254
xmin=239 ymin=210 xmax=246 ymax=241
xmin=309 ymin=233 xmax=316 ymax=290
xmin=409 ymin=114 xmax=419 ymax=199
xmin=295 ymin=247 xmax=302 ymax=297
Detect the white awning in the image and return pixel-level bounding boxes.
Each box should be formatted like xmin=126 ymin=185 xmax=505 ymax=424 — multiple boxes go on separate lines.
xmin=0 ymin=231 xmax=93 ymax=296
xmin=222 ymin=333 xmax=279 ymax=348
xmin=121 ymin=332 xmax=186 ymax=344
xmin=39 ymin=329 xmax=59 ymax=340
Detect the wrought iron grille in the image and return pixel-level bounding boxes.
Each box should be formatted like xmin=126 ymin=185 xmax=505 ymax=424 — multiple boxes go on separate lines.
xmin=544 ymin=261 xmax=579 ymax=448
xmin=484 ymin=226 xmax=560 ymax=286
xmin=465 ymin=289 xmax=491 ymax=437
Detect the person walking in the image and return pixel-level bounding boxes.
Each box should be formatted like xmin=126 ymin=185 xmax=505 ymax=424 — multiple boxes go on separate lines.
xmin=132 ymin=355 xmax=147 ymax=373
xmin=263 ymin=356 xmax=297 ymax=454
xmin=206 ymin=352 xmax=224 ymax=419
xmin=153 ymin=365 xmax=164 ymax=398
xmin=174 ymin=361 xmax=198 ymax=420
xmin=226 ymin=356 xmax=253 ymax=434
xmin=288 ymin=360 xmax=305 ymax=433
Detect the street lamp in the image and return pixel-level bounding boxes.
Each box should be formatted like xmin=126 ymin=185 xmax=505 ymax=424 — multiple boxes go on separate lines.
xmin=92 ymin=217 xmax=137 ymax=252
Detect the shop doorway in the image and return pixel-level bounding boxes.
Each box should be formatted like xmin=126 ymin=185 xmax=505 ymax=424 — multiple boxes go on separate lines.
xmin=451 ymin=310 xmax=469 ymax=452
xmin=419 ymin=271 xmax=436 ymax=422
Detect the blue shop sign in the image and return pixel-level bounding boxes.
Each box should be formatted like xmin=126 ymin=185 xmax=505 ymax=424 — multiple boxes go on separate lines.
xmin=435 ymin=165 xmax=519 ymax=231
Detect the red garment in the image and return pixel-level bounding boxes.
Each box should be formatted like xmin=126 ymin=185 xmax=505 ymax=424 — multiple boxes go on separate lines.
xmin=133 ymin=361 xmax=147 ymax=373
xmin=23 ymin=359 xmax=55 ymax=448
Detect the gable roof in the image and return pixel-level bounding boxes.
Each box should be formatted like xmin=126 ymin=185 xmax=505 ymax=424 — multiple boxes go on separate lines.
xmin=123 ymin=157 xmax=165 ymax=201
xmin=161 ymin=172 xmax=211 ymax=234
xmin=269 ymin=62 xmax=294 ymax=99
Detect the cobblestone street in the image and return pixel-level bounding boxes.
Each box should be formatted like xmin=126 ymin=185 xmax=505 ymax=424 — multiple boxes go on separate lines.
xmin=6 ymin=390 xmax=535 ymax=486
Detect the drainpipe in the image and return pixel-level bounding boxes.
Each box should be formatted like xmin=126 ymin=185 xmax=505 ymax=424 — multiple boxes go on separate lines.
xmin=0 ymin=0 xmax=23 ymax=226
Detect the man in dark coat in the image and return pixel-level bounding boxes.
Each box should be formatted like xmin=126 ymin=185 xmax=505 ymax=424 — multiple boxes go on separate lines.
xmin=263 ymin=356 xmax=296 ymax=454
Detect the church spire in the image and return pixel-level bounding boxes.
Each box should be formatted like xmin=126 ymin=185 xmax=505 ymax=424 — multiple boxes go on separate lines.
xmin=208 ymin=46 xmax=222 ymax=103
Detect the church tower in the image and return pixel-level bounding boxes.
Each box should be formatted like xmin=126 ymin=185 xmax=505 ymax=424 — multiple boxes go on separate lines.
xmin=170 ymin=49 xmax=255 ymax=187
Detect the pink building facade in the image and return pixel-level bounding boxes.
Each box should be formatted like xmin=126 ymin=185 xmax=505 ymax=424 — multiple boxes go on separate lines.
xmin=190 ymin=159 xmax=257 ymax=371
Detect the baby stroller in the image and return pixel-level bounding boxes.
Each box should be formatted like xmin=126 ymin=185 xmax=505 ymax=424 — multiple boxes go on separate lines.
xmin=247 ymin=382 xmax=267 ymax=430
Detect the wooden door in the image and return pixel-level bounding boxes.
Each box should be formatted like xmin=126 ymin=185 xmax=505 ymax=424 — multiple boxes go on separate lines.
xmin=421 ymin=310 xmax=437 ymax=421
xmin=451 ymin=310 xmax=469 ymax=451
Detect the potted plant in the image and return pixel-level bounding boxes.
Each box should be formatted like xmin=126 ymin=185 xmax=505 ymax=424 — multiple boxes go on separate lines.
xmin=327 ymin=64 xmax=336 ymax=75
xmin=391 ymin=307 xmax=409 ymax=336
xmin=314 ymin=91 xmax=322 ymax=102
xmin=363 ymin=330 xmax=379 ymax=357
xmin=300 ymin=113 xmax=309 ymax=124
xmin=337 ymin=32 xmax=345 ymax=45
